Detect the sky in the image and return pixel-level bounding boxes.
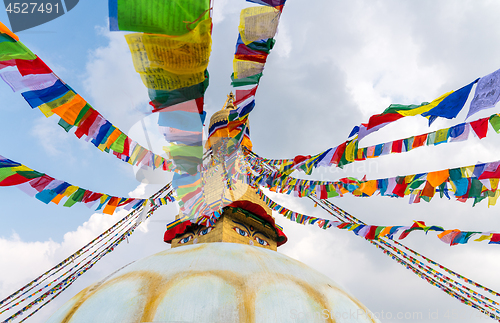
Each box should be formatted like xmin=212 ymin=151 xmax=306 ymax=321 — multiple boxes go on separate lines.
xmin=1 ymin=0 xmax=500 ymax=322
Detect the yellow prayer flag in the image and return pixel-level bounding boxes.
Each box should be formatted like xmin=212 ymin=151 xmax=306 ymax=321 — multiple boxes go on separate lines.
xmin=434 ymin=128 xmax=449 ymax=143
xmin=239 ymin=6 xmax=280 ymax=45
xmin=12 ymin=165 xmax=33 ymax=173
xmin=490 ymin=178 xmax=499 ymax=191
xmin=233 ymin=59 xmax=265 ymax=79
xmin=63 ymin=186 xmax=78 ymax=197
xmin=488 ymin=190 xmax=500 ymax=208
xmin=461 ymin=166 xmax=475 ymax=178
xmin=475 ymin=233 xmax=493 ymax=242
xmin=345 ymin=138 xmax=357 ymax=162
xmin=405 ymin=175 xmax=415 ymax=184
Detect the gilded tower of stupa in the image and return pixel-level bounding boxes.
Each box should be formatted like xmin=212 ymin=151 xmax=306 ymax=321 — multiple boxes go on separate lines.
xmin=46 ymin=96 xmax=380 ymax=323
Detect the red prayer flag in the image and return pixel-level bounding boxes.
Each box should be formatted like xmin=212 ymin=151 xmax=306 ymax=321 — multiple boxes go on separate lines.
xmin=0 ymin=174 xmax=33 ymax=186
xmin=392 ymin=181 xmax=407 ymax=197
xmin=470 ymin=117 xmax=489 ymax=139
xmin=15 ymin=56 xmax=52 ymax=76
xmin=337 ymin=223 xmax=350 ymax=229
xmin=122 ymin=137 xmax=131 ymax=156
xmin=367 ymin=112 xmax=404 ymax=130
xmin=235 ymin=86 xmax=258 ymax=106
xmin=365 ymin=226 xmax=378 ymax=240
xmin=392 ymin=139 xmax=403 ymax=153
xmin=29 ymin=175 xmax=55 ymax=192
xmin=83 ymin=192 xmax=103 ymax=203
xmin=74 ymin=109 xmax=99 ymax=139
xmin=0 ymin=59 xmax=16 ymax=70
xmin=293 ymin=155 xmax=311 ymax=165
xmin=489 ymin=233 xmax=500 ymax=244
xmin=479 ymin=164 xmax=500 ymax=179
xmin=330 ymin=142 xmax=347 ymax=165
xmin=234 ymin=53 xmax=268 ymax=64
xmin=412 ymin=134 xmax=428 ymax=148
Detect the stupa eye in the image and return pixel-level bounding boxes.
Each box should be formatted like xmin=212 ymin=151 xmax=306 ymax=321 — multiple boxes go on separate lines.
xmin=255 ymin=237 xmax=269 ymax=246
xmin=233 ymin=227 xmax=249 ymax=237
xmin=198 ymin=227 xmax=213 ymax=236
xmin=178 ymin=235 xmax=193 ymax=244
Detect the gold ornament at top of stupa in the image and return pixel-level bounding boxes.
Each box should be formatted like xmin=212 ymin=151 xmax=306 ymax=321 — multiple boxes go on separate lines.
xmin=208 ymin=92 xmax=237 ymax=128
xmin=165 ymin=92 xmax=282 ymax=250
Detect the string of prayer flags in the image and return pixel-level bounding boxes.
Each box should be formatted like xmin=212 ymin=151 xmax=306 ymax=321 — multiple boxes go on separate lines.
xmin=209 ymin=3 xmax=285 ymax=155
xmin=112 ymin=0 xmax=213 ymax=221
xmin=389 ymin=239 xmax=500 ymax=298
xmin=0 ymin=24 xmax=175 ymax=173
xmin=247 ymin=111 xmax=500 ymax=176
xmin=332 ymin=220 xmax=500 ymax=246
xmin=319 ymin=199 xmax=500 ymax=315
xmin=0 ymin=155 xmax=150 ymax=215
xmin=255 ymin=188 xmax=334 ymax=229
xmin=257 ymin=189 xmax=500 ymax=245
xmin=348 ymin=69 xmax=500 ymax=141
xmin=1 ymin=185 xmax=172 ymax=323
xmin=246 ymin=153 xmax=500 ymax=206
xmin=372 ymin=239 xmax=500 ymax=319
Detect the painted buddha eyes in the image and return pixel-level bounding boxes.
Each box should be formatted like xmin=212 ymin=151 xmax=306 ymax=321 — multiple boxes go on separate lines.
xmin=234 ymin=227 xmax=249 ymax=237
xmin=179 ymin=235 xmax=193 ymax=244
xmin=198 ymin=227 xmax=213 ymax=236
xmin=255 ymin=237 xmax=269 ymax=246
xmin=232 ymin=226 xmax=270 ymax=246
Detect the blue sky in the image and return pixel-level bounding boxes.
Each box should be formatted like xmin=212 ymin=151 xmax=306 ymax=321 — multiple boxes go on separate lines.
xmin=2 ymin=1 xmax=500 ymax=322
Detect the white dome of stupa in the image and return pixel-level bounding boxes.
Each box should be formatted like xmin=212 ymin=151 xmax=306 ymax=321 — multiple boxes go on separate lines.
xmin=46 ymin=242 xmax=380 ymax=323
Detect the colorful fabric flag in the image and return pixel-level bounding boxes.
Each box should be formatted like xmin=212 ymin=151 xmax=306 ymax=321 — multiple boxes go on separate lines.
xmin=467 ymin=68 xmax=500 ymax=119
xmin=422 ymin=79 xmax=479 ymax=124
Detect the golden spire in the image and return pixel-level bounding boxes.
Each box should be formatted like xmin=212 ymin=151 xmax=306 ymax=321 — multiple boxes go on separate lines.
xmin=223 ymin=92 xmax=236 ymax=110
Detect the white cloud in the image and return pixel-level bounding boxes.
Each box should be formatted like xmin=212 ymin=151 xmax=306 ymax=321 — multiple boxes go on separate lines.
xmin=31 ymin=116 xmax=75 ymax=157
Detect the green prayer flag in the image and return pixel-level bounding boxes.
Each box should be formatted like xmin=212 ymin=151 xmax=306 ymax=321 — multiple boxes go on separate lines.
xmin=421 ymin=195 xmax=432 ymax=203
xmin=148 ymin=72 xmax=209 ymax=108
xmin=408 ymin=179 xmax=426 ymax=190
xmin=473 ymin=192 xmax=487 ymax=206
xmin=449 ymin=168 xmax=462 ymax=181
xmin=489 ymin=114 xmax=500 ymax=133
xmin=64 ymin=188 xmax=86 ymax=207
xmin=74 ymin=104 xmax=91 ymax=127
xmin=231 ymin=73 xmax=263 ymax=87
xmin=381 ymin=103 xmax=425 ymax=115
xmin=58 ymin=118 xmax=74 ymax=132
xmin=0 ymin=168 xmax=16 ymax=182
xmin=468 ymin=178 xmax=483 ymax=198
xmin=247 ymin=38 xmax=276 ymax=53
xmin=374 ymin=226 xmax=385 ymax=239
xmin=16 ymin=170 xmax=44 ymax=179
xmin=116 ymin=0 xmax=210 ymax=35
xmin=110 ymin=133 xmax=127 ymax=154
xmin=0 ymin=41 xmax=37 ymax=61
